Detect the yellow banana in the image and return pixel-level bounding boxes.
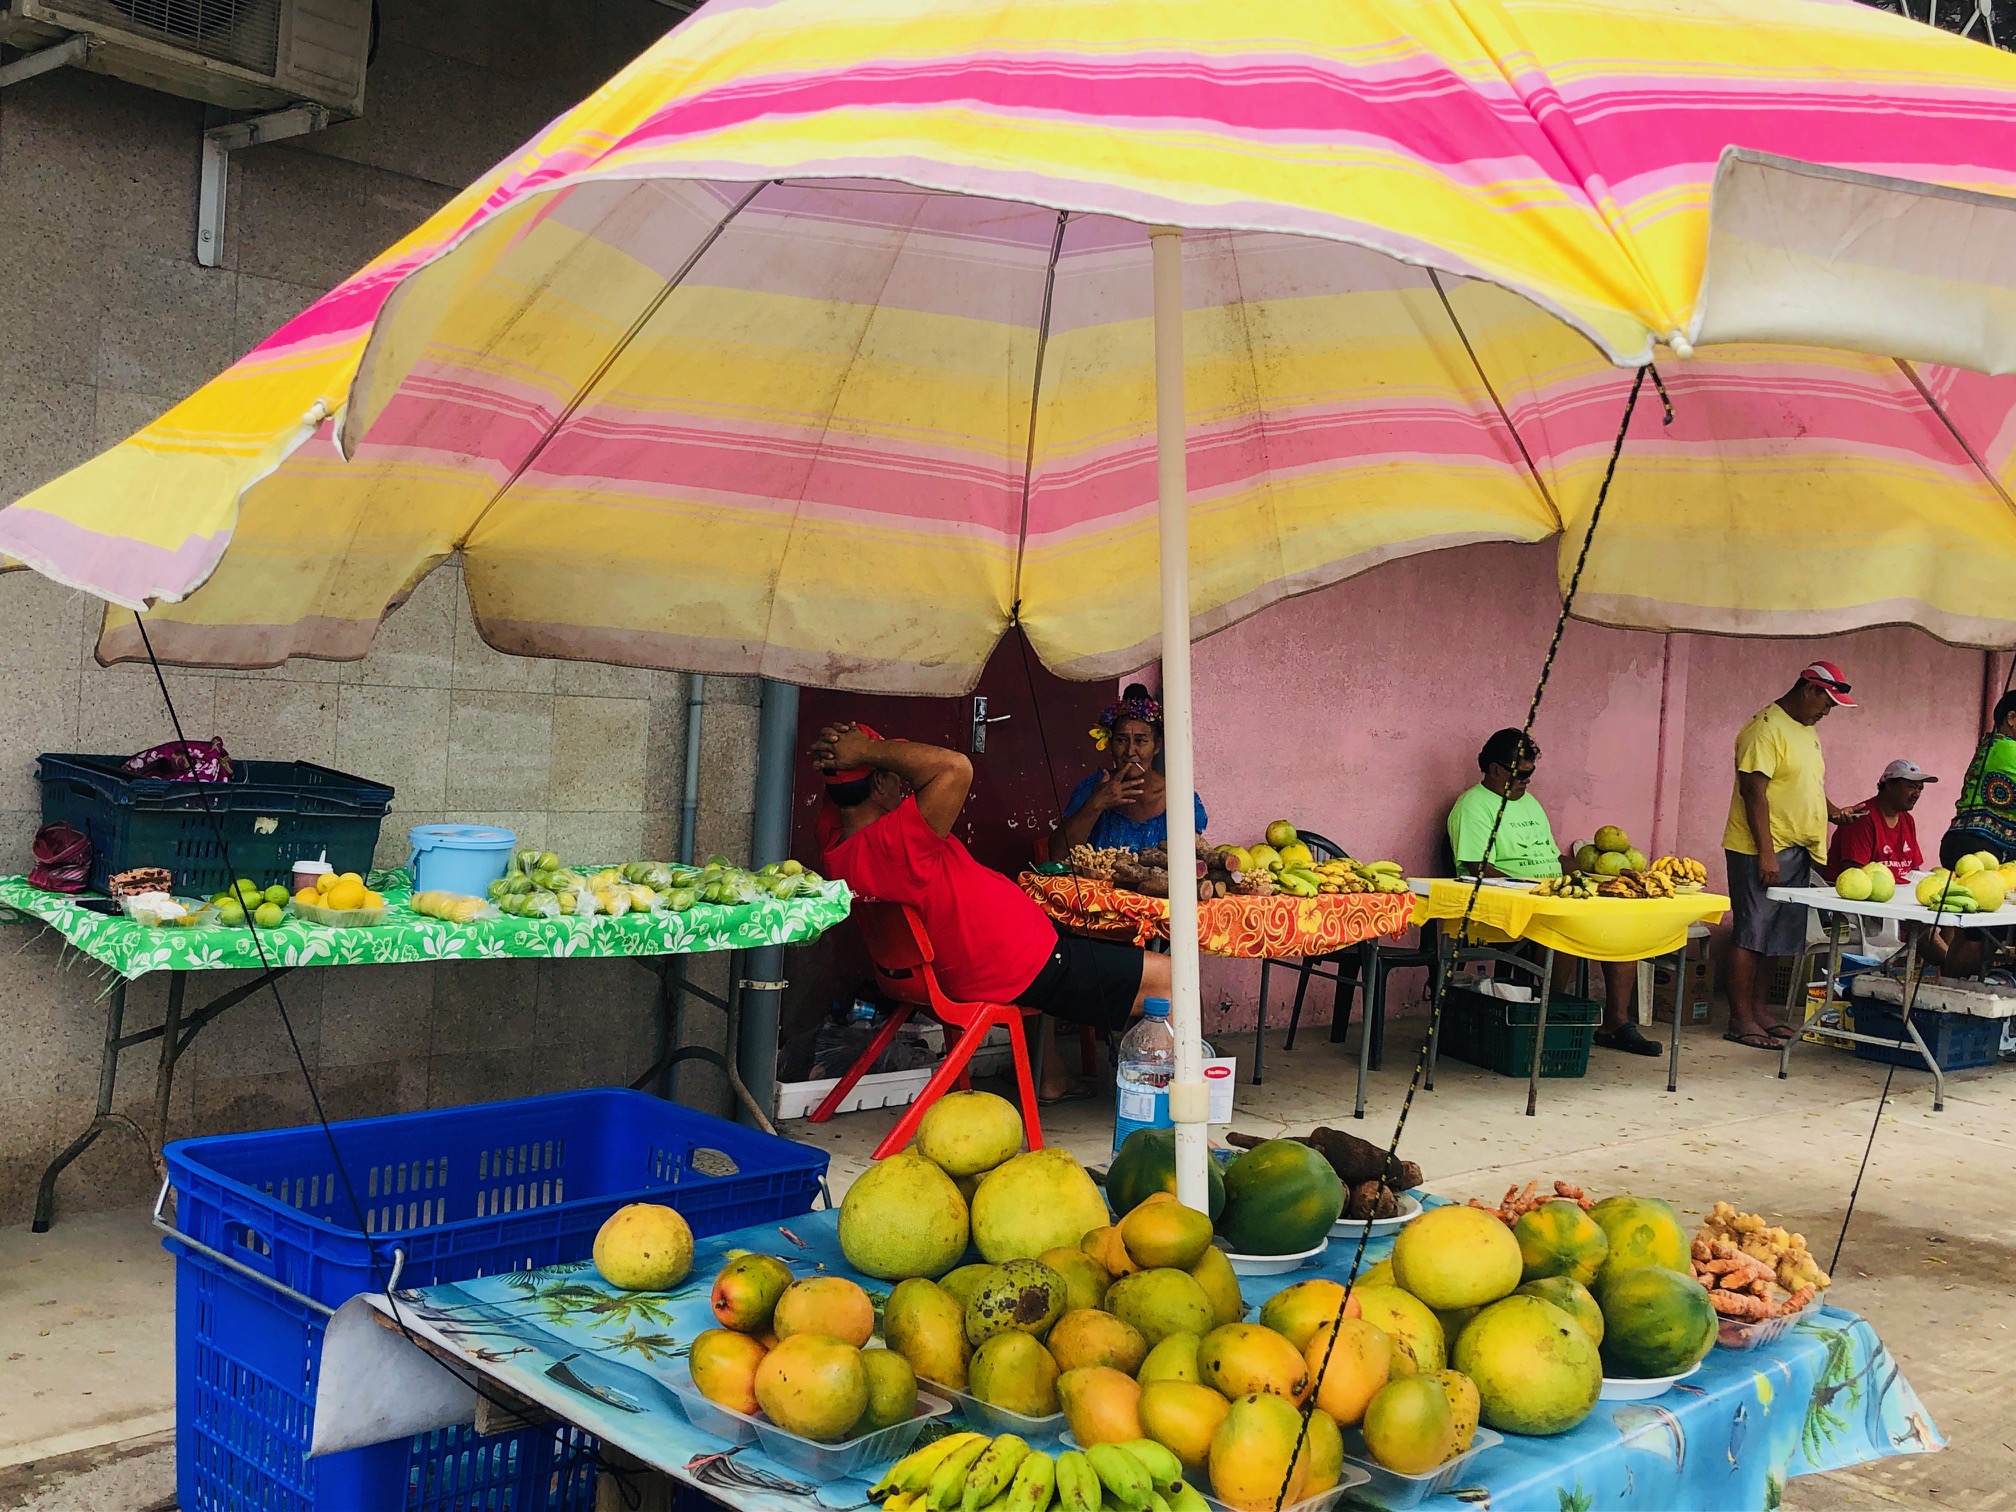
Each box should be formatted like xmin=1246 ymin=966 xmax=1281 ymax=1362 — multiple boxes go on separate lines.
xmin=875 ymin=1433 xmax=986 ymax=1498
xmin=1003 ymin=1449 xmax=1056 ymax=1512
xmin=1055 ymin=1451 xmax=1102 ymax=1512
xmin=1166 ymin=1483 xmax=1209 ymax=1512
xmin=1084 ymin=1445 xmax=1153 ymax=1512
xmin=929 ymin=1437 xmax=995 ymax=1512
xmin=1116 ymin=1442 xmax=1183 ymax=1495
xmin=963 ymin=1436 xmax=1031 ymax=1512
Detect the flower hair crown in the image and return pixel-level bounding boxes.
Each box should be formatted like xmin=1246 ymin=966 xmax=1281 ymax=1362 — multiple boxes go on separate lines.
xmin=1089 ymin=694 xmax=1162 ymax=751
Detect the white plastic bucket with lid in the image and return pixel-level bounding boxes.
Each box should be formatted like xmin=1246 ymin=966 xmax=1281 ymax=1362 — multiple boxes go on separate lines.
xmin=408 ymin=824 xmax=516 ymax=896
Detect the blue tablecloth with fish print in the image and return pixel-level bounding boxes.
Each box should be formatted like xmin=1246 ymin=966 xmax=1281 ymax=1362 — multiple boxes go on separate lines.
xmin=347 ymin=1206 xmax=1938 ymax=1512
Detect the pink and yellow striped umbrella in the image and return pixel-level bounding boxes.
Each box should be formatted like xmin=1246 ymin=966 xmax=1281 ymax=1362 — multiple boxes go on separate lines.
xmin=7 ymin=0 xmax=2016 ymax=690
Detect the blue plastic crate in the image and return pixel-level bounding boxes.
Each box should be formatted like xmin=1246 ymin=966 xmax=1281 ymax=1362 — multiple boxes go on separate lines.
xmin=1852 ymin=1005 xmax=2002 ymax=1072
xmin=163 ymin=1089 xmax=829 ymax=1512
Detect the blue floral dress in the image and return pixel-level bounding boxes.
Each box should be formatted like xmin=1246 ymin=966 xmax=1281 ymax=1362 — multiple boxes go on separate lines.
xmin=1061 ymin=772 xmax=1208 ymax=852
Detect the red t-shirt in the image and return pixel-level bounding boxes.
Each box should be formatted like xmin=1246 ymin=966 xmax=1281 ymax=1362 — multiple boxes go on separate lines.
xmin=1824 ymin=801 xmax=1920 ymax=881
xmin=817 ymin=796 xmax=1057 ymax=1004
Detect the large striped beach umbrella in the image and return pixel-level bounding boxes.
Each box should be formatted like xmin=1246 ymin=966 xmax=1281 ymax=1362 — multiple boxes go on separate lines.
xmin=8 ymin=0 xmax=2016 ymax=1200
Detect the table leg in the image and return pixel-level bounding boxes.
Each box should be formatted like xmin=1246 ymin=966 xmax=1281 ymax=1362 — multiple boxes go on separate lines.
xmin=1355 ymin=939 xmax=1378 ymax=1120
xmin=1526 ymin=947 xmax=1554 ymax=1117
xmin=151 ymin=974 xmax=186 ymax=1151
xmin=1666 ymin=945 xmax=1682 ymax=1094
xmin=1253 ymin=959 xmax=1269 ymax=1086
xmin=1896 ymin=932 xmax=1947 ymax=1112
xmin=33 ymin=982 xmax=126 ymax=1233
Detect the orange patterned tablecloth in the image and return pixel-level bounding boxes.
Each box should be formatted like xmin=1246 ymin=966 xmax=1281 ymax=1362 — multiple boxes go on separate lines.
xmin=1019 ymin=872 xmax=1416 ymax=959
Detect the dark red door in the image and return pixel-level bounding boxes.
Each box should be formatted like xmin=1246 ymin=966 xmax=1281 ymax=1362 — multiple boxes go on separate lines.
xmin=780 ymin=631 xmax=1118 ymax=1036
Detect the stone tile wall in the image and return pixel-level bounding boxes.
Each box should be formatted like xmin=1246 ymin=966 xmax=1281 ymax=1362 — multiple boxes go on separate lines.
xmin=0 ymin=0 xmax=764 ymax=1224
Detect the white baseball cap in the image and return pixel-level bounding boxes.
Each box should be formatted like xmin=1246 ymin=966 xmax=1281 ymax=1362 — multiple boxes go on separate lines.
xmin=1880 ymin=759 xmax=1937 ymax=784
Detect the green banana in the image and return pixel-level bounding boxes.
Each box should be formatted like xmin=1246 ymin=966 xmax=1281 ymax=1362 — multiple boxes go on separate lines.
xmin=1084 ymin=1445 xmax=1153 ymax=1512
xmin=1055 ymin=1451 xmax=1103 ymax=1512
xmin=929 ymin=1437 xmax=996 ymax=1512
xmin=874 ymin=1433 xmax=987 ymax=1497
xmin=1002 ymin=1450 xmax=1057 ymax=1512
xmin=1148 ymin=1495 xmax=1173 ymax=1512
xmin=886 ymin=1496 xmax=922 ymax=1512
xmin=1165 ymin=1483 xmax=1209 ymax=1512
xmin=1115 ymin=1442 xmax=1183 ymax=1495
xmin=963 ymin=1436 xmax=1032 ymax=1512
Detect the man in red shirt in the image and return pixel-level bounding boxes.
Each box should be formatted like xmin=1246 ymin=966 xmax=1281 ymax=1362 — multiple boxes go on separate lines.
xmin=1824 ymin=759 xmax=1935 ymax=881
xmin=810 ymin=723 xmax=1168 ymax=1102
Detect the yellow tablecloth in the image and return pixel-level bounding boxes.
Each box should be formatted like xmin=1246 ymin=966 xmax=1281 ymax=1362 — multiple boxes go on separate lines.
xmin=1410 ymin=879 xmax=1729 ymax=962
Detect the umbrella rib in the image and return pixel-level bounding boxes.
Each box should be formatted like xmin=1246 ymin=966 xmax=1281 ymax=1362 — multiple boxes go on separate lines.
xmin=453 ymin=179 xmax=771 ymax=555
xmin=1009 ymin=210 xmax=1070 ymax=620
xmin=1892 ymin=357 xmax=2016 ymax=522
xmin=1428 ymin=269 xmax=1562 ymax=531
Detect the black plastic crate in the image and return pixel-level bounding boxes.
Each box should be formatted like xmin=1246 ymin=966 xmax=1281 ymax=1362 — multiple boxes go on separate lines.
xmin=37 ymin=752 xmax=393 ymax=896
xmin=1853 ymin=1005 xmax=2001 ymax=1072
xmin=1437 ymin=985 xmax=1602 ymax=1078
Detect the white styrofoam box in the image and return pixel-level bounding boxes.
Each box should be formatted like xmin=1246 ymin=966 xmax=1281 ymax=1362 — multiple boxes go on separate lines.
xmin=774 ymin=1032 xmax=1015 ymax=1120
xmin=1853 ymin=973 xmax=2016 ymax=1019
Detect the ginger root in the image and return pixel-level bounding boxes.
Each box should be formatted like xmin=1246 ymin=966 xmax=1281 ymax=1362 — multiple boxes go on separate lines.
xmin=1468 ymin=1179 xmax=1595 ymax=1226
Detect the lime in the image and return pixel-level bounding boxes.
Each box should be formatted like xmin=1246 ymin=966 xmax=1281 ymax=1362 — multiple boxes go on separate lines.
xmin=263 ymin=884 xmax=289 ymax=906
xmin=536 ymin=852 xmax=560 ymax=872
xmin=779 ymin=859 xmax=804 ymax=876
xmin=216 ymin=899 xmax=246 ymax=926
xmin=253 ymin=901 xmax=284 ymax=929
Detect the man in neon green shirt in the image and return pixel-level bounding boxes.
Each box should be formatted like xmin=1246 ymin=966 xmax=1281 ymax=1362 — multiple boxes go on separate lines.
xmin=1448 ymin=729 xmax=1660 ymax=1056
xmin=1723 ymin=662 xmax=1863 ymax=1051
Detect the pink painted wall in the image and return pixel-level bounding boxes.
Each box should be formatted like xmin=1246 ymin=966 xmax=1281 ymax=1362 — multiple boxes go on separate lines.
xmin=1186 ymin=541 xmax=2000 ymax=1033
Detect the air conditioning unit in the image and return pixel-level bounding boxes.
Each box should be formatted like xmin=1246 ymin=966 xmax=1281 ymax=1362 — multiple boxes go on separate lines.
xmin=0 ymin=0 xmax=370 ymax=117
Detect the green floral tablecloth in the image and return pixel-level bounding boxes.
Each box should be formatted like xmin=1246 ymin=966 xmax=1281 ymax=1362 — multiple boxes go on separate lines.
xmin=0 ymin=873 xmax=852 ymax=979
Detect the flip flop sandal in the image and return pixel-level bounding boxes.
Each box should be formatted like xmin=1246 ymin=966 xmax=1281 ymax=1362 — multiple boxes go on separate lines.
xmin=1722 ymin=1030 xmax=1781 ymax=1051
xmin=1038 ymin=1078 xmax=1103 ymax=1106
xmin=1594 ymin=1028 xmax=1663 ymax=1057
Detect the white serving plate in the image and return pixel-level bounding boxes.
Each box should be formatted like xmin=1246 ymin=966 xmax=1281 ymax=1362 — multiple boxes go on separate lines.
xmin=1330 ymin=1192 xmax=1423 ymax=1238
xmin=1599 ymin=1361 xmax=1703 ymax=1400
xmin=1212 ymin=1236 xmax=1329 ymax=1275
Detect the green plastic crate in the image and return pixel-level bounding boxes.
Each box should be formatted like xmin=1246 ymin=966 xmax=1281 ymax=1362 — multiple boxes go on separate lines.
xmin=1436 ymin=986 xmax=1601 ymax=1078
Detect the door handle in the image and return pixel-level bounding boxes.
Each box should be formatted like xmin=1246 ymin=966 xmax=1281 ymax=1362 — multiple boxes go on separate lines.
xmin=971 ymin=696 xmax=1012 ymax=753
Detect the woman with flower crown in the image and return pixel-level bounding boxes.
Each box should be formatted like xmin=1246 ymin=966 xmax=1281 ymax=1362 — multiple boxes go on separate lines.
xmin=1050 ymin=683 xmax=1208 ymax=857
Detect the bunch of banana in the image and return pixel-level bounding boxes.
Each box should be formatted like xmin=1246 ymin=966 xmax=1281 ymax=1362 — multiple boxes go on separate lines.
xmin=874 ymin=1435 xmax=1207 ymax=1512
xmin=1273 ymin=865 xmax=1324 ymax=897
xmin=1650 ymin=855 xmax=1708 ymax=891
xmin=1310 ymin=860 xmax=1369 ymax=894
xmin=1597 ymin=868 xmax=1676 ymax=899
xmin=1355 ymin=859 xmax=1412 ymax=894
xmin=1534 ymin=872 xmax=1600 ymax=899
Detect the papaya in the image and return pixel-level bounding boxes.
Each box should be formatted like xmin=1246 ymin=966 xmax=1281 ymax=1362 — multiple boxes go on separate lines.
xmin=1216 ymin=1140 xmax=1344 ymax=1255
xmin=1452 ymin=1296 xmax=1601 ymax=1436
xmin=1588 ymin=1195 xmax=1689 ymax=1288
xmin=1391 ymin=1205 xmax=1522 ymax=1310
xmin=1595 ymin=1266 xmax=1716 ymax=1378
xmin=1512 ymin=1200 xmax=1609 ymax=1287
xmin=1516 ymin=1277 xmax=1603 ymax=1348
xmin=1107 ymin=1127 xmax=1226 ymax=1220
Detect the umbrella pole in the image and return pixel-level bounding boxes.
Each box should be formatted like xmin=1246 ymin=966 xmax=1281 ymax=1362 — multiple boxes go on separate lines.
xmin=1150 ymin=225 xmax=1210 ymax=1212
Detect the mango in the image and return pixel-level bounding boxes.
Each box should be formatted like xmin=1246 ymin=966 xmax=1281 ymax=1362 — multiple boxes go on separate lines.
xmin=1358 ymin=1258 xmax=1397 ymax=1290
xmin=972 ymin=1149 xmax=1110 ymax=1262
xmin=1453 ymin=1295 xmax=1602 ymax=1436
xmin=1057 ymin=1365 xmax=1144 ymax=1446
xmin=1207 ymin=1392 xmax=1311 ymax=1512
xmin=1349 ymin=1285 xmax=1446 ymax=1374
xmin=1120 ymin=1198 xmax=1215 ymax=1270
xmin=1047 ymin=1308 xmax=1148 ymax=1375
xmin=1197 ymin=1323 xmax=1310 ymax=1403
xmin=1362 ymin=1375 xmax=1458 ymax=1475
xmin=1304 ymin=1317 xmax=1391 ymax=1426
xmin=1434 ymin=1369 xmax=1481 ymax=1454
xmin=940 ymin=1264 xmax=995 ymax=1308
xmin=966 ymin=1259 xmax=1067 ymax=1345
xmin=1258 ymin=1279 xmax=1353 ymax=1352
xmin=838 ymin=1150 xmax=969 ymax=1281
xmin=1080 ymin=1226 xmax=1138 ymax=1279
xmin=1040 ymin=1246 xmax=1114 ymax=1314
xmin=1105 ymin=1268 xmax=1215 ymax=1348
xmin=856 ymin=1348 xmax=918 ymax=1432
xmin=1187 ymin=1243 xmax=1245 ymax=1328
xmin=1303 ymin=1406 xmax=1345 ymax=1494
xmin=688 ymin=1327 xmax=767 ymax=1414
xmin=711 ymin=1252 xmax=793 ymax=1334
xmin=753 ymin=1335 xmax=868 ymax=1442
xmin=1391 ymin=1205 xmax=1523 ymax=1310
xmin=969 ymin=1331 xmax=1062 ymax=1417
xmin=773 ymin=1276 xmax=874 ymax=1348
xmin=1138 ymin=1379 xmax=1230 ymax=1476
xmin=592 ymin=1203 xmax=693 ymax=1292
xmin=1433 ymin=1304 xmax=1481 ymax=1353
xmin=1516 ymin=1276 xmax=1604 ymax=1347
xmin=882 ymin=1278 xmax=970 ymax=1391
xmin=915 ymin=1089 xmax=1024 ymax=1176
xmin=1136 ymin=1331 xmax=1203 ymax=1385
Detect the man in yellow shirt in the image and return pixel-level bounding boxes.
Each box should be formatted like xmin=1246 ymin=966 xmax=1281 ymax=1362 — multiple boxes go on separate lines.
xmin=1723 ymin=662 xmax=1866 ymax=1050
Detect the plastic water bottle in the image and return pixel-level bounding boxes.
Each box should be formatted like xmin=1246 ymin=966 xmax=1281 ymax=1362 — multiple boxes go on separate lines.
xmin=1113 ymin=996 xmax=1176 ymax=1153
xmin=848 ymin=998 xmax=878 ymax=1028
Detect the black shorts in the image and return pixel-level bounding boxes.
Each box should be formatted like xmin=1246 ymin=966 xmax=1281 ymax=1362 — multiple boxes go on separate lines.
xmin=1940 ymin=828 xmax=2016 ymax=869
xmin=1013 ymin=925 xmax=1142 ymax=1034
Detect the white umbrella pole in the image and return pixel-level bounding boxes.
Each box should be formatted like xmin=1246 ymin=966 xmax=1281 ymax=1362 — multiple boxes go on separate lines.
xmin=1150 ymin=224 xmax=1210 ymax=1212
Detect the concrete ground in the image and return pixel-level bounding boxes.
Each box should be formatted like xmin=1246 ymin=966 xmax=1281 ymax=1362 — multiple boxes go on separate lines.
xmin=1 ymin=1009 xmax=2008 ymax=1511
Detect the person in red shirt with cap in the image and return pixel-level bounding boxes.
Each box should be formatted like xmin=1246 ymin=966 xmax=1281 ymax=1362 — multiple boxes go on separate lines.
xmin=1824 ymin=759 xmax=1935 ymax=882
xmin=810 ymin=722 xmax=1169 ymax=1102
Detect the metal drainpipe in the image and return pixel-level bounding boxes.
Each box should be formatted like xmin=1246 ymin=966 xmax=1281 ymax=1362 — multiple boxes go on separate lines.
xmin=734 ymin=679 xmax=799 ymax=1130
xmin=661 ymin=675 xmax=707 ymax=1100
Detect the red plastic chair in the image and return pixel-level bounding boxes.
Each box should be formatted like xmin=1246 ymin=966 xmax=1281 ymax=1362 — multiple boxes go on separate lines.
xmin=807 ymin=901 xmax=1047 ymax=1158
